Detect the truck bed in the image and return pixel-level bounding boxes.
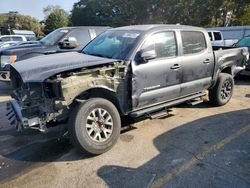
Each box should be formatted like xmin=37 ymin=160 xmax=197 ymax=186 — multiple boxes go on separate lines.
xmin=213 ymin=46 xmax=248 ymax=77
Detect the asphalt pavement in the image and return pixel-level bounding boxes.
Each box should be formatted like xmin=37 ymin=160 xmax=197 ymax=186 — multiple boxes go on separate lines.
xmin=0 ymin=76 xmax=249 ymax=188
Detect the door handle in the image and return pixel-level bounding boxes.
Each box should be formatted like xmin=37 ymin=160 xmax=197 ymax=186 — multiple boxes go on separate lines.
xmin=171 ymin=64 xmax=181 ymax=70
xmin=203 ymin=59 xmax=210 ymax=64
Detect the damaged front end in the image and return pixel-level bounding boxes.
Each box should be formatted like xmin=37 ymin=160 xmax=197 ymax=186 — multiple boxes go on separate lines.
xmin=6 ymin=68 xmax=69 ymax=132
xmin=6 ymin=60 xmax=129 ymax=133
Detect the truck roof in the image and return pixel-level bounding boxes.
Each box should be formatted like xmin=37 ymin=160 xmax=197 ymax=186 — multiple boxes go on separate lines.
xmin=0 ymin=35 xmax=26 ymax=38
xmin=12 ymin=30 xmax=35 ymax=36
xmin=112 ymin=24 xmax=206 ymax=32
xmin=206 ymin=30 xmax=222 ymax=33
xmin=59 ymin=26 xmax=111 ymax=30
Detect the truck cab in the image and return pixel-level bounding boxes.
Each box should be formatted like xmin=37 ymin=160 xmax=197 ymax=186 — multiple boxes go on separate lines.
xmin=207 ymin=30 xmax=224 ymax=46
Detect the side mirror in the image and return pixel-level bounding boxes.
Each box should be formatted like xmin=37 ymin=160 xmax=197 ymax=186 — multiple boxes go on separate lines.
xmin=59 ymin=37 xmax=78 ymax=49
xmin=140 ymin=50 xmax=157 ymax=62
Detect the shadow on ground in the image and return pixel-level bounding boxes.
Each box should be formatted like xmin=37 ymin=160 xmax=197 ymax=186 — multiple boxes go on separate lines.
xmin=235 ymin=74 xmax=250 ymax=86
xmin=0 ymin=98 xmax=138 ymax=182
xmin=97 ymin=109 xmax=250 ymax=188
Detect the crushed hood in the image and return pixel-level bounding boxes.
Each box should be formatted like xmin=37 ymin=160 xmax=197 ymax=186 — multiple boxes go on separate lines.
xmin=12 ymin=52 xmax=117 ymax=82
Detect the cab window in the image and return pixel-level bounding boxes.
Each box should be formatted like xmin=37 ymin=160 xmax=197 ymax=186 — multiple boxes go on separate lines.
xmin=66 ymin=29 xmax=91 ymax=46
xmin=1 ymin=37 xmax=12 ymax=42
xmin=181 ymin=31 xmax=207 ymax=55
xmin=140 ymin=31 xmax=177 ymax=59
xmin=214 ymin=32 xmax=222 ymax=41
xmin=12 ymin=36 xmax=23 ymax=41
xmin=208 ymin=32 xmax=213 ymax=41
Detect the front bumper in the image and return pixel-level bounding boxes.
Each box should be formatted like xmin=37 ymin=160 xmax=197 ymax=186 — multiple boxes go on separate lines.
xmin=6 ymin=99 xmax=46 ymax=132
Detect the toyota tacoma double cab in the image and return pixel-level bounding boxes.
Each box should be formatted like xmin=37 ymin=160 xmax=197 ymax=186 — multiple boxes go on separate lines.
xmin=7 ymin=25 xmax=249 ymax=154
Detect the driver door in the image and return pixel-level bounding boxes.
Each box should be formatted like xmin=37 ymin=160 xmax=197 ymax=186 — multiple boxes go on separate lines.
xmin=132 ymin=31 xmax=182 ymax=110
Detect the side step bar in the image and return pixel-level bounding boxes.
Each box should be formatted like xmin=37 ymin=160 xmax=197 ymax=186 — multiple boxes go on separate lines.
xmin=187 ymin=98 xmax=204 ymax=106
xmin=130 ymin=92 xmax=206 ymax=118
xmin=147 ymin=109 xmax=170 ymax=119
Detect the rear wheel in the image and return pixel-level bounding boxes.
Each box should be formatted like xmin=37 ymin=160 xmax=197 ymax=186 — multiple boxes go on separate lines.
xmin=209 ymin=73 xmax=234 ymax=106
xmin=69 ymin=98 xmax=121 ymax=154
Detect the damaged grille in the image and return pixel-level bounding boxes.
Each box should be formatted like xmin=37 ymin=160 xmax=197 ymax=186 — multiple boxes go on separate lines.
xmin=6 ymin=100 xmax=24 ymax=131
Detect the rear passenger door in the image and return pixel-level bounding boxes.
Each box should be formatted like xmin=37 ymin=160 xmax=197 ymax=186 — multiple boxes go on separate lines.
xmin=179 ymin=31 xmax=214 ymax=96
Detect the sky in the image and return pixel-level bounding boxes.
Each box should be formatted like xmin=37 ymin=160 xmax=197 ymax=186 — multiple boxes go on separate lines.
xmin=0 ymin=0 xmax=77 ymax=21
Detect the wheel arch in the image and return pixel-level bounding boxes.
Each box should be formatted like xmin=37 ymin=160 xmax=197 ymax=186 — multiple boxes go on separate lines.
xmin=220 ymin=66 xmax=232 ymax=75
xmin=75 ymin=87 xmax=125 ymax=115
xmin=211 ymin=66 xmax=233 ymax=89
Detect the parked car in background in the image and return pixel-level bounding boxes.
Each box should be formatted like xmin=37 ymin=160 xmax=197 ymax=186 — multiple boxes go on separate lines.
xmin=7 ymin=25 xmax=248 ymax=154
xmin=207 ymin=30 xmax=237 ymax=47
xmin=224 ymin=39 xmax=239 ymax=47
xmin=12 ymin=30 xmax=37 ymax=41
xmin=0 ymin=35 xmax=27 ymax=43
xmin=234 ymin=36 xmax=250 ymax=71
xmin=0 ymin=41 xmax=19 ymax=49
xmin=207 ymin=30 xmax=224 ymax=46
xmin=0 ymin=41 xmax=40 ymax=49
xmin=0 ymin=26 xmax=110 ymax=80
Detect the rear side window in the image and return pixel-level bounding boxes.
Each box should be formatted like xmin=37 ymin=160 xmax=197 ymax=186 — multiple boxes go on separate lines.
xmin=214 ymin=32 xmax=222 ymax=41
xmin=67 ymin=29 xmax=91 ymax=46
xmin=181 ymin=31 xmax=207 ymax=55
xmin=208 ymin=32 xmax=213 ymax=41
xmin=12 ymin=37 xmax=23 ymax=41
xmin=1 ymin=37 xmax=11 ymax=42
xmin=141 ymin=31 xmax=177 ymax=59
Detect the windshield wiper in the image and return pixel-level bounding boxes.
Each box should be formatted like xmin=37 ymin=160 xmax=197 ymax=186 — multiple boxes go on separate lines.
xmin=86 ymin=52 xmax=111 ymax=58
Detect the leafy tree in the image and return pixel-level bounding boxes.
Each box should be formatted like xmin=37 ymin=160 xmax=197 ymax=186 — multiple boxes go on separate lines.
xmin=44 ymin=6 xmax=69 ymax=34
xmin=70 ymin=0 xmax=250 ymax=27
xmin=0 ymin=12 xmax=43 ymax=36
xmin=43 ymin=5 xmax=62 ymax=18
xmin=238 ymin=6 xmax=250 ymax=25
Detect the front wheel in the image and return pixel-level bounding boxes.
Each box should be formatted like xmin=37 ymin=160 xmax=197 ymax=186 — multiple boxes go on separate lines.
xmin=209 ymin=73 xmax=234 ymax=106
xmin=69 ymin=98 xmax=121 ymax=154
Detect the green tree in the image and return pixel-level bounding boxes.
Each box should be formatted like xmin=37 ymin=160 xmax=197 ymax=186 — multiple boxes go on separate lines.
xmin=0 ymin=12 xmax=43 ymax=36
xmin=70 ymin=0 xmax=250 ymax=27
xmin=44 ymin=6 xmax=69 ymax=34
xmin=238 ymin=7 xmax=250 ymax=25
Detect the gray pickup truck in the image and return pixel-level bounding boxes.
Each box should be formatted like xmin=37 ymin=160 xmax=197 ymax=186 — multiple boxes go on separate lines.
xmin=7 ymin=25 xmax=249 ymax=154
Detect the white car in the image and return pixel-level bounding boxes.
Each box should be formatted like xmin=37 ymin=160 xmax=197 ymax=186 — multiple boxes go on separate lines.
xmin=0 ymin=35 xmax=27 ymax=44
xmin=207 ymin=30 xmax=225 ymax=46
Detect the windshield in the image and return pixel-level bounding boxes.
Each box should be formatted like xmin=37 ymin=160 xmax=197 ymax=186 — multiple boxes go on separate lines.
xmin=82 ymin=30 xmax=142 ymax=60
xmin=40 ymin=29 xmax=69 ymax=46
xmin=236 ymin=36 xmax=250 ymax=47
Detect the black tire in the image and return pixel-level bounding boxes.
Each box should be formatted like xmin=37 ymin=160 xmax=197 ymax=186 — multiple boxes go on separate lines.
xmin=209 ymin=73 xmax=234 ymax=106
xmin=69 ymin=98 xmax=121 ymax=155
